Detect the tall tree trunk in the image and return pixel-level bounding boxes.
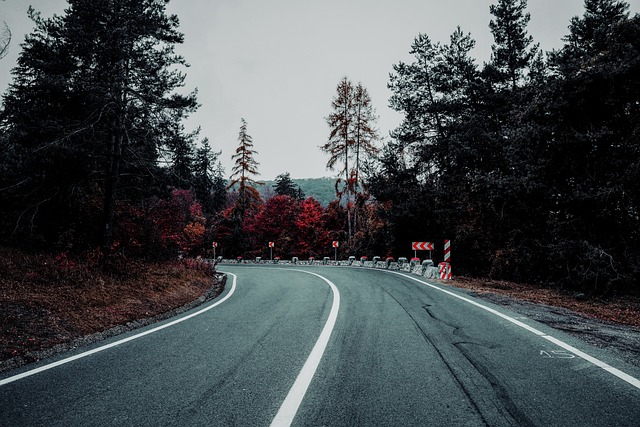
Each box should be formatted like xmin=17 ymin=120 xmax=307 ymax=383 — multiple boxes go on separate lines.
xmin=102 ymin=127 xmax=122 ymax=253
xmin=345 ymin=151 xmax=352 ymax=240
xmin=102 ymin=53 xmax=128 ymax=254
xmin=423 ymin=57 xmax=444 ymax=137
xmin=354 ymin=113 xmax=361 ymax=234
xmin=345 ymin=119 xmax=352 ymax=241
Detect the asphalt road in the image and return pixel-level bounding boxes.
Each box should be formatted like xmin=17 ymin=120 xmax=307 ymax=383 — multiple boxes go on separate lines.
xmin=1 ymin=265 xmax=639 ymax=426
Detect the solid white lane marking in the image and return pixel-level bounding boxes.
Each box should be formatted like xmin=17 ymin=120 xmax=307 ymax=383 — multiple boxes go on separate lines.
xmin=542 ymin=335 xmax=640 ymax=389
xmin=385 ymin=270 xmax=640 ymax=391
xmin=270 ymin=269 xmax=341 ymax=427
xmin=0 ymin=274 xmax=237 ymax=387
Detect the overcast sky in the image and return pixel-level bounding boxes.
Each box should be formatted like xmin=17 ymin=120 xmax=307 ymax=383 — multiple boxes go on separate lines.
xmin=2 ymin=0 xmax=639 ymax=180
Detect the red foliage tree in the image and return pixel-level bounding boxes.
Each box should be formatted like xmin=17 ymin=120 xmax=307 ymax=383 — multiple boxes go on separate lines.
xmin=295 ymin=197 xmax=331 ymax=257
xmin=149 ymin=189 xmax=206 ymax=256
xmin=244 ymin=195 xmax=300 ymax=258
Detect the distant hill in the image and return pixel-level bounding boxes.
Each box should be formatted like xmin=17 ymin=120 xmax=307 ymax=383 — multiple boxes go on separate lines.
xmin=261 ymin=177 xmax=336 ymax=206
xmin=296 ymin=177 xmax=337 ymax=206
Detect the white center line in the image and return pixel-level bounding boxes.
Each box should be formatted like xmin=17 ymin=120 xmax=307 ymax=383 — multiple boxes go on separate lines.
xmin=0 ymin=274 xmax=237 ymax=387
xmin=270 ymin=269 xmax=341 ymax=427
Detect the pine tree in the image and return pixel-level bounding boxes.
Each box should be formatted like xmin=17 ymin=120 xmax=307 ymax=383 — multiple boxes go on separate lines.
xmin=210 ymin=162 xmax=228 ymax=214
xmin=387 ymin=22 xmax=534 ymax=277
xmin=388 ymin=27 xmax=483 ymax=185
xmin=569 ymin=0 xmax=629 ymax=49
xmin=192 ymin=138 xmax=221 ymax=214
xmin=436 ymin=27 xmax=481 ymax=110
xmin=0 ymin=0 xmax=198 ymax=251
xmin=223 ymin=118 xmax=263 ymax=256
xmin=488 ymin=0 xmax=538 ymax=90
xmin=228 ymin=118 xmax=263 ymax=220
xmin=273 ymin=172 xmax=304 ymax=200
xmin=165 ymin=123 xmax=198 ymax=190
xmin=388 ymin=34 xmax=443 ymax=151
xmin=542 ymin=0 xmax=639 ymax=291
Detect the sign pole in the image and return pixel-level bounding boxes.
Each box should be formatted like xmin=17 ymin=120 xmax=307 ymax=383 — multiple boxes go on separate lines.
xmin=268 ymin=241 xmax=275 ymax=261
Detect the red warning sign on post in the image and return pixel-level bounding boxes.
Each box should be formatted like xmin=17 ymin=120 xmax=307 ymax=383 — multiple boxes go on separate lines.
xmin=269 ymin=242 xmax=275 ymax=248
xmin=332 ymin=241 xmax=339 ymax=248
xmin=412 ymin=242 xmax=434 ymax=251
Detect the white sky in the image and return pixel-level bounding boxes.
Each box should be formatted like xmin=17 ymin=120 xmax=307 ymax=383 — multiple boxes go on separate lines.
xmin=2 ymin=0 xmax=639 ymax=180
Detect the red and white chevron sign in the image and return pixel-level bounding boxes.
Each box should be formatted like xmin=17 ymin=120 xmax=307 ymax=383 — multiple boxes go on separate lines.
xmin=412 ymin=242 xmax=433 ymax=251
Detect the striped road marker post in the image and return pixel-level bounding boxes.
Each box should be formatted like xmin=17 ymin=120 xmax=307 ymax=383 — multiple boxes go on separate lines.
xmin=443 ymin=240 xmax=452 ymax=280
xmin=444 ymin=239 xmax=451 ymax=264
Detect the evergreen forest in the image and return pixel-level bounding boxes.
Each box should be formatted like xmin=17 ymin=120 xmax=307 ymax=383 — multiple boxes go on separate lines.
xmin=1 ymin=0 xmax=638 ymax=296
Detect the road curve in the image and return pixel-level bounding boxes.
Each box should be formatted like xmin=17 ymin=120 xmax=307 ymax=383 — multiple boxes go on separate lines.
xmin=1 ymin=265 xmax=639 ymax=426
xmin=289 ymin=266 xmax=640 ymax=426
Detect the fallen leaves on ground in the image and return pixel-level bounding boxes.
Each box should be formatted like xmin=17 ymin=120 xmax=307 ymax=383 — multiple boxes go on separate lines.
xmin=0 ymin=248 xmax=222 ymax=364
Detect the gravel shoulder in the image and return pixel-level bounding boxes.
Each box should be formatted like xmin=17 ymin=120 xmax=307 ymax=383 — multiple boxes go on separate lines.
xmin=458 ymin=287 xmax=640 ymax=369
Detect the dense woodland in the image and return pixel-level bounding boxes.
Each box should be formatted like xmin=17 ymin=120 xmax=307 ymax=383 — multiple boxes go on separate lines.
xmin=0 ymin=0 xmax=638 ymax=295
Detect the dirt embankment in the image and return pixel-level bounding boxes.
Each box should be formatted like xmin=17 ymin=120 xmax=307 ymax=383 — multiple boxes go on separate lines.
xmin=0 ymin=248 xmax=225 ymax=373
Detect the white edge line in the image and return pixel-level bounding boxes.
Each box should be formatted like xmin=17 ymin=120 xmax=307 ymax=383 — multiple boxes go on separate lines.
xmin=0 ymin=273 xmax=237 ymax=387
xmin=270 ymin=269 xmax=341 ymax=427
xmin=542 ymin=335 xmax=640 ymax=389
xmin=385 ymin=270 xmax=640 ymax=391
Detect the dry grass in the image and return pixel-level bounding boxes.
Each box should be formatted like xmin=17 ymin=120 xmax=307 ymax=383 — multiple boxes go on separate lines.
xmin=0 ymin=247 xmax=222 ymax=362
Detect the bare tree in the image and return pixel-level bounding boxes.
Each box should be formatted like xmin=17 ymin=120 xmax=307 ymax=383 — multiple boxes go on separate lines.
xmin=351 ymin=82 xmax=379 ymax=231
xmin=0 ymin=22 xmax=11 ymax=60
xmin=323 ymin=77 xmax=379 ymax=238
xmin=323 ymin=77 xmax=355 ymax=238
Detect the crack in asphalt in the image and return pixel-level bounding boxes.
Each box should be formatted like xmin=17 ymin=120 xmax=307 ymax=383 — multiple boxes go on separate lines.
xmin=454 ymin=342 xmax=536 ymax=427
xmin=379 ymin=286 xmax=493 ymax=426
xmin=379 ymin=284 xmax=534 ymax=427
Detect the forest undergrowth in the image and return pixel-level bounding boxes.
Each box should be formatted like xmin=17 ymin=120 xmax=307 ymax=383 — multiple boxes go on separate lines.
xmin=0 ymin=247 xmax=224 ymax=367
